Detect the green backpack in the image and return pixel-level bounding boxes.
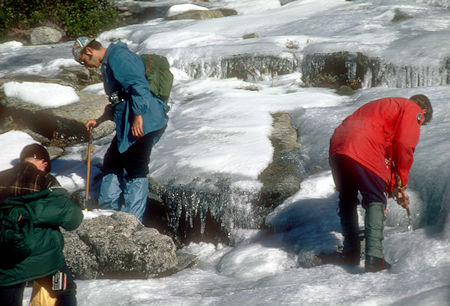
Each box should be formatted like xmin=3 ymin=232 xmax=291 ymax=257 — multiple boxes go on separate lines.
xmin=0 ymin=204 xmax=33 ymax=268
xmin=140 ymin=54 xmax=174 ymax=104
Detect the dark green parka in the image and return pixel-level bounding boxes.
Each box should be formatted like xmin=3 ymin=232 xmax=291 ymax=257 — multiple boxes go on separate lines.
xmin=0 ymin=187 xmax=83 ymax=286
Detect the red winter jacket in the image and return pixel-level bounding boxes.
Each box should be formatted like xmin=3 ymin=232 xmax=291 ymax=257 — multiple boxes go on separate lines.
xmin=329 ymin=97 xmax=424 ymax=194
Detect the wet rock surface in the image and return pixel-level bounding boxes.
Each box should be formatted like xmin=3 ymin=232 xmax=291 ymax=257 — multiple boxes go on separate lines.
xmin=257 ymin=113 xmax=302 ymax=209
xmin=143 ymin=112 xmax=303 ymax=246
xmin=63 ymin=212 xmax=197 ymax=279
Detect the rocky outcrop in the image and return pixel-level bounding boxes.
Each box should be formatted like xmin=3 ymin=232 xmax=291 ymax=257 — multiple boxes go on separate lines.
xmin=58 ymin=66 xmax=103 ymax=91
xmin=223 ymin=54 xmax=297 ymax=81
xmin=179 ymin=54 xmax=298 ymax=81
xmin=166 ymin=9 xmax=237 ymax=21
xmin=257 ymin=113 xmax=302 ymax=209
xmin=63 ymin=212 xmax=197 ymax=279
xmin=302 ymin=51 xmax=450 ymax=89
xmin=173 ymin=49 xmax=448 ymax=88
xmin=147 ymin=177 xmax=239 ymax=247
xmin=0 ymin=78 xmax=114 ymax=144
xmin=301 ymin=51 xmax=375 ymax=89
xmin=115 ymin=2 xmax=171 ymax=25
xmin=147 ymin=112 xmax=303 ymax=245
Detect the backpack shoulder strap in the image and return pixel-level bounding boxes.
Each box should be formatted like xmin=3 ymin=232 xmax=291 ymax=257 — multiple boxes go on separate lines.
xmin=144 ymin=54 xmax=152 ymax=75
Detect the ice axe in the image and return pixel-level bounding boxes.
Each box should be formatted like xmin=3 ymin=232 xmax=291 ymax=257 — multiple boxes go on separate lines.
xmin=394 ymin=173 xmax=413 ymax=231
xmin=84 ymin=131 xmax=93 ymax=212
xmin=406 ymin=207 xmax=413 ymax=232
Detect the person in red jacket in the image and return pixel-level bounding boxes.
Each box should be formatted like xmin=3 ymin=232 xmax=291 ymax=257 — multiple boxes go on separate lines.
xmin=328 ymin=95 xmax=432 ymax=272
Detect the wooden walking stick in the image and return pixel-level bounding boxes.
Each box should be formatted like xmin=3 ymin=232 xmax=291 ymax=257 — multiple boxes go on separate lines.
xmin=84 ymin=131 xmax=93 ymax=212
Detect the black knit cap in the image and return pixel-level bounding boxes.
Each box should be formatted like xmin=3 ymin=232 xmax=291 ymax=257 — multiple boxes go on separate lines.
xmin=19 ymin=143 xmax=51 ymax=172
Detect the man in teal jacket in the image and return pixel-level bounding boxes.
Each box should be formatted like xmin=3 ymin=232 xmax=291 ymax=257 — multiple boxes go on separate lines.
xmin=72 ymin=37 xmax=168 ymax=222
xmin=0 ymin=144 xmax=83 ymax=305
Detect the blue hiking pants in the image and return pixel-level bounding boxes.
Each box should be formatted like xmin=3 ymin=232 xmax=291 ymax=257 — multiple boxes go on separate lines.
xmin=98 ymin=126 xmax=165 ymax=221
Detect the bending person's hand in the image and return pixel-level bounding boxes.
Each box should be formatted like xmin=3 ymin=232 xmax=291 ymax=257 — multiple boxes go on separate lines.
xmin=395 ymin=185 xmax=410 ymax=209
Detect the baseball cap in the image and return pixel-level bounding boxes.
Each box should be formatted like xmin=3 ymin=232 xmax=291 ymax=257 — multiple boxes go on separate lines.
xmin=72 ymin=36 xmax=94 ymax=64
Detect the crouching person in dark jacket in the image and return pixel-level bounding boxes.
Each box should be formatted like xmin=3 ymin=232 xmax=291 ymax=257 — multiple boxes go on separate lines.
xmin=0 ymin=144 xmax=84 ymax=306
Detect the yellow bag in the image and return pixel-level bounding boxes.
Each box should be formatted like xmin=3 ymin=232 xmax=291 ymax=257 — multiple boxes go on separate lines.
xmin=29 ymin=279 xmax=57 ymax=306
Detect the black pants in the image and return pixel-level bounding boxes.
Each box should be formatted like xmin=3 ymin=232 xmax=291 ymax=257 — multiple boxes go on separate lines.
xmin=0 ymin=264 xmax=77 ymax=306
xmin=330 ymin=154 xmax=387 ymax=208
xmin=103 ymin=126 xmax=166 ymax=179
xmin=330 ymin=154 xmax=387 ymax=255
xmin=0 ymin=282 xmax=25 ymax=306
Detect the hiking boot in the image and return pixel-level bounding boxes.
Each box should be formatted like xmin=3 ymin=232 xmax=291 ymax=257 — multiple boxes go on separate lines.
xmin=365 ymin=255 xmax=391 ymax=272
xmin=342 ymin=250 xmax=360 ymax=266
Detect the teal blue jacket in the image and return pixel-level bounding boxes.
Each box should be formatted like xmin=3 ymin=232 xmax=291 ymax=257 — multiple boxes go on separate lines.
xmin=102 ymin=41 xmax=169 ymax=153
xmin=0 ymin=187 xmax=83 ymax=286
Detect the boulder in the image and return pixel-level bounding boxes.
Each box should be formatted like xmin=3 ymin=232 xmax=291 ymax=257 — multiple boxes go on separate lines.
xmin=30 ymin=26 xmax=63 ymax=45
xmin=392 ymin=9 xmax=413 ymax=22
xmin=63 ymin=228 xmax=99 ymax=279
xmin=166 ymin=9 xmax=237 ymax=21
xmin=243 ymin=33 xmax=259 ymax=40
xmin=63 ymin=212 xmax=190 ymax=279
